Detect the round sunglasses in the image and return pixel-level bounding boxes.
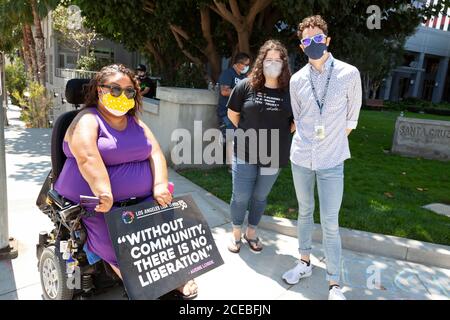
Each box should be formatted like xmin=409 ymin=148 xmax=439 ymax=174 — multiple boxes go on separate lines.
xmin=300 ymin=33 xmax=327 ymax=47
xmin=99 ymin=84 xmax=137 ymax=99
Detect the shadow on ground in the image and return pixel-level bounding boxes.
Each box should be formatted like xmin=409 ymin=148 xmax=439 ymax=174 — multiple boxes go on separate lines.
xmin=5 ymin=128 xmax=51 ymax=158
xmin=8 ymin=161 xmax=51 ymax=184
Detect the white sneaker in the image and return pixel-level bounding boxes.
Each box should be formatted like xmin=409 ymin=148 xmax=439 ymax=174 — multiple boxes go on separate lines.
xmin=282 ymin=260 xmax=312 ymax=285
xmin=328 ymin=286 xmax=347 ymax=300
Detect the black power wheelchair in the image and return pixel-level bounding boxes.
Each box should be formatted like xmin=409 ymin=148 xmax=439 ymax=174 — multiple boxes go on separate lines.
xmin=35 ymin=79 xmax=123 ymax=300
xmin=35 ymin=79 xmax=182 ymax=300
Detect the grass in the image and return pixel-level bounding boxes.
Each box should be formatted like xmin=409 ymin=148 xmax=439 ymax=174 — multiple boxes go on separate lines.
xmin=179 ymin=110 xmax=450 ymax=246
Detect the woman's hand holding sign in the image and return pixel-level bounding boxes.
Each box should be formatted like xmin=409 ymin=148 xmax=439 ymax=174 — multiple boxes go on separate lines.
xmin=154 ymin=183 xmax=172 ymax=207
xmin=96 ymin=192 xmax=114 ymax=213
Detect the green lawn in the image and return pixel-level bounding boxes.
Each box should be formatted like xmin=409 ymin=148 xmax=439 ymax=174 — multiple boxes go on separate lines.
xmin=179 ymin=110 xmax=450 ymax=246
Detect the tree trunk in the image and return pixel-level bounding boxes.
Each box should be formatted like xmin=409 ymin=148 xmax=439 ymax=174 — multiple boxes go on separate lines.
xmin=170 ymin=25 xmax=204 ymax=67
xmin=363 ymin=74 xmax=370 ymax=100
xmin=144 ymin=41 xmax=177 ymax=84
xmin=200 ymin=8 xmax=221 ymax=82
xmin=21 ymin=30 xmax=33 ymax=77
xmin=371 ymin=82 xmax=380 ymax=99
xmin=237 ymin=28 xmax=251 ymax=54
xmin=145 ymin=42 xmax=165 ymax=70
xmin=209 ymin=0 xmax=272 ymax=56
xmin=31 ymin=0 xmax=46 ymax=85
xmin=23 ymin=25 xmax=39 ymax=82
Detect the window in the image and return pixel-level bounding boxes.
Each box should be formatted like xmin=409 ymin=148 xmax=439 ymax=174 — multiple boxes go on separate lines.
xmin=66 ymin=55 xmax=77 ymax=69
xmin=402 ymin=52 xmax=418 ymax=68
xmin=92 ymin=47 xmax=114 ymax=68
xmin=48 ymin=54 xmax=53 ymax=85
xmin=58 ymin=53 xmax=78 ymax=69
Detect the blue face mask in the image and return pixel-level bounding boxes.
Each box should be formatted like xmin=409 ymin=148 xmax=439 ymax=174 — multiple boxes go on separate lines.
xmin=304 ymin=41 xmax=328 ymax=60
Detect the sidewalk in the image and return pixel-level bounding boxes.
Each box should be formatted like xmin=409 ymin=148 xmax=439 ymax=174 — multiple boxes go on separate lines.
xmin=1 ymin=105 xmax=449 ymax=300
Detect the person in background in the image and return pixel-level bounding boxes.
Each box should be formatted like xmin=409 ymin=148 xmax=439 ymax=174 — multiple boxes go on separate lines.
xmin=136 ymin=64 xmax=157 ymax=99
xmin=226 ymin=40 xmax=294 ymax=254
xmin=217 ymin=52 xmax=251 ymax=169
xmin=282 ymin=15 xmax=362 ymax=300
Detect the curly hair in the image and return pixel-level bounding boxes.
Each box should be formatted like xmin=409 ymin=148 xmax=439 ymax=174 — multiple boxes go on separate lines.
xmin=248 ymin=40 xmax=291 ymax=92
xmin=297 ymin=15 xmax=328 ymax=39
xmin=83 ymin=64 xmax=143 ymax=116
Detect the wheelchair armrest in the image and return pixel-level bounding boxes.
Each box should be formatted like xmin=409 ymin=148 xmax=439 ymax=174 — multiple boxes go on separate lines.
xmin=47 ymin=190 xmax=84 ymax=222
xmin=47 ymin=189 xmax=72 ymax=209
xmin=59 ymin=204 xmax=83 ymax=222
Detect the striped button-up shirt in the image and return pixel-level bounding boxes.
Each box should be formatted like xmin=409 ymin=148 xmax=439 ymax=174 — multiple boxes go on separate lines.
xmin=290 ymin=54 xmax=362 ymax=170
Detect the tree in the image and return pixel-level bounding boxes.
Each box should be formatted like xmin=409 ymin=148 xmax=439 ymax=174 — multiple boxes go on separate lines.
xmin=0 ymin=9 xmax=23 ymax=55
xmin=52 ymin=3 xmax=100 ymax=61
xmin=31 ymin=0 xmax=46 ymax=84
xmin=74 ymin=0 xmax=283 ymax=83
xmin=0 ymin=0 xmax=59 ymax=84
xmin=73 ymin=0 xmax=449 ymax=88
xmin=0 ymin=0 xmax=39 ymax=82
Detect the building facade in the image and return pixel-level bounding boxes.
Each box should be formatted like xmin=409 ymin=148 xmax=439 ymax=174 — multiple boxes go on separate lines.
xmin=381 ymin=0 xmax=450 ymax=103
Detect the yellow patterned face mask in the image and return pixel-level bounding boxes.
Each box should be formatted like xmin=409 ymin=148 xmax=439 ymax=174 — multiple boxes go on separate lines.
xmin=100 ymin=92 xmax=135 ymax=117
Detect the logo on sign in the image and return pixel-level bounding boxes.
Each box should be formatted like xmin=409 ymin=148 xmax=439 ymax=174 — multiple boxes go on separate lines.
xmin=122 ymin=211 xmax=135 ymax=224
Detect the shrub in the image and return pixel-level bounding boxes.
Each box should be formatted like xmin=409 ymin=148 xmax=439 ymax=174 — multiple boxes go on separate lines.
xmin=12 ymin=82 xmax=53 ymax=128
xmin=173 ymin=63 xmax=208 ymax=89
xmin=5 ymin=58 xmax=27 ymax=105
xmin=77 ymin=52 xmax=103 ymax=71
xmin=382 ymin=99 xmax=450 ymax=115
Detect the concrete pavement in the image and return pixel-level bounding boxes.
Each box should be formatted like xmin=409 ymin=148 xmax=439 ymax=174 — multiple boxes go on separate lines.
xmin=1 ymin=104 xmax=449 ymax=300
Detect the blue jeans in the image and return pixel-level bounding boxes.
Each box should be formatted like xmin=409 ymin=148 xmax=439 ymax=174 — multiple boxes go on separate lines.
xmin=230 ymin=156 xmax=280 ymax=228
xmin=291 ymin=162 xmax=344 ymax=282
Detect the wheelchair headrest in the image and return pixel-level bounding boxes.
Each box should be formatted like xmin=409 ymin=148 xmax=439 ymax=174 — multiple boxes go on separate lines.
xmin=65 ymin=79 xmax=91 ymax=105
xmin=51 ymin=110 xmax=80 ymax=181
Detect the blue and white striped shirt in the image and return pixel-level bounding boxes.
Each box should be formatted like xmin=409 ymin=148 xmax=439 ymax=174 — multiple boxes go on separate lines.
xmin=290 ymin=54 xmax=362 ymax=170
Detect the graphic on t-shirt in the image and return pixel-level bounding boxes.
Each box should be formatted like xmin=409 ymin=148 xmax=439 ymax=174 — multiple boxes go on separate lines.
xmin=254 ymin=92 xmax=283 ymax=112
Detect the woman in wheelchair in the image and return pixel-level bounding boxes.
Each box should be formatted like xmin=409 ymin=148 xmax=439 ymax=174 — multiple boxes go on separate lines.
xmin=53 ymin=64 xmax=198 ymax=299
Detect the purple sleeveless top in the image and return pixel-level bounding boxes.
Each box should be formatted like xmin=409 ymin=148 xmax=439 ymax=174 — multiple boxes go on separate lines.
xmin=54 ymin=107 xmax=153 ymax=266
xmin=55 ymin=107 xmax=153 ymax=202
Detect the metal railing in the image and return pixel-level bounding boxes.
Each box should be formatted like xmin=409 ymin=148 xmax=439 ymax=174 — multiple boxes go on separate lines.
xmin=55 ymin=68 xmax=97 ymax=80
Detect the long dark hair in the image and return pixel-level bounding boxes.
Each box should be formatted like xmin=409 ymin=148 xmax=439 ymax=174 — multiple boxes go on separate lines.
xmin=83 ymin=64 xmax=143 ymax=116
xmin=248 ymin=40 xmax=291 ymax=92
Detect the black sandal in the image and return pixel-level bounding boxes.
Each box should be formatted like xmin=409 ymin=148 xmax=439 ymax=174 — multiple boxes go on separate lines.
xmin=228 ymin=238 xmax=242 ymax=253
xmin=243 ymin=234 xmax=263 ymax=252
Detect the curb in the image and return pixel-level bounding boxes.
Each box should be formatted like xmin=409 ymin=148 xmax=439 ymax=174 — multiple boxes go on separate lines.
xmin=172 ymin=170 xmax=450 ymax=270
xmin=258 ymin=215 xmax=450 ymax=270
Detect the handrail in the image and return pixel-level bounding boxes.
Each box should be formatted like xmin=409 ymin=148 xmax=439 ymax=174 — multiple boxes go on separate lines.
xmin=55 ymin=68 xmax=97 ymax=79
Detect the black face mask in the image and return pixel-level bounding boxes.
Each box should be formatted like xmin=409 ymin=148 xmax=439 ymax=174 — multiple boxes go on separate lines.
xmin=304 ymin=41 xmax=328 ymax=60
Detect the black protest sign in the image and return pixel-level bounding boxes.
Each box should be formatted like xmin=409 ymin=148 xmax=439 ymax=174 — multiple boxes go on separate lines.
xmin=105 ymin=194 xmax=224 ymax=300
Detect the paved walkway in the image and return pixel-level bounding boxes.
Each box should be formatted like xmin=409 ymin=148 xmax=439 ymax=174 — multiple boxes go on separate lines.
xmin=1 ymin=105 xmax=449 ymax=300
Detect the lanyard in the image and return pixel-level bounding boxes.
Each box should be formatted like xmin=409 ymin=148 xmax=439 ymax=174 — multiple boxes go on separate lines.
xmin=309 ymin=61 xmax=334 ymax=115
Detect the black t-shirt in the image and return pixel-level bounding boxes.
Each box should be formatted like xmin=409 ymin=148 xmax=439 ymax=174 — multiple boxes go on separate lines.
xmin=138 ymin=76 xmax=157 ymax=99
xmin=227 ymin=78 xmax=293 ymax=168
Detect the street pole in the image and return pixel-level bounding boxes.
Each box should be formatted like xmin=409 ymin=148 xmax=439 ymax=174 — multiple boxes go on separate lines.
xmin=0 ymin=51 xmax=18 ymax=260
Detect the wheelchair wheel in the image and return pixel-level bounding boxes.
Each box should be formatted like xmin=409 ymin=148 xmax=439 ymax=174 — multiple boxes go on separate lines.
xmin=39 ymin=246 xmax=74 ymax=300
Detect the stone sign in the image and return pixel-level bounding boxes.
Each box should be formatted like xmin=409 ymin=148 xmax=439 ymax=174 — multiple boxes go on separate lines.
xmin=392 ymin=117 xmax=450 ymax=161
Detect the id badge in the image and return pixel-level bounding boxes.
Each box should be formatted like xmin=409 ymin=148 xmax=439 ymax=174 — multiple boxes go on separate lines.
xmin=314 ymin=120 xmax=325 ymax=140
